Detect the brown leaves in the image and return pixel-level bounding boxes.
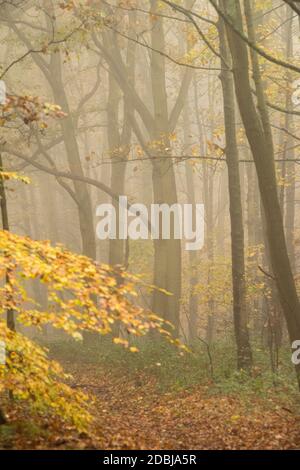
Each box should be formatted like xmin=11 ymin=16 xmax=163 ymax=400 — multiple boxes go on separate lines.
xmin=2 ymin=359 xmax=300 ymax=450
xmin=0 ymin=95 xmax=66 ymax=130
xmin=90 ymin=370 xmax=300 ymax=450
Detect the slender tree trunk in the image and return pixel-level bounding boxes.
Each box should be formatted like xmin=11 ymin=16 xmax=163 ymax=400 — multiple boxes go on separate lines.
xmin=0 ymin=154 xmax=16 ymax=404
xmin=150 ymin=0 xmax=181 ymax=333
xmin=50 ymin=63 xmax=96 ymax=259
xmin=246 ymin=158 xmax=265 ymax=340
xmin=204 ymin=166 xmax=215 ymax=344
xmin=246 ymin=155 xmax=260 ymax=247
xmin=218 ymin=12 xmax=252 ymax=369
xmin=107 ymin=75 xmax=127 ymax=267
xmin=108 ymin=10 xmax=136 ymax=267
xmin=0 ymin=154 xmax=15 ymax=333
xmin=216 ymin=168 xmax=227 ymax=255
xmin=283 ymin=6 xmax=296 ymax=271
xmin=183 ymin=103 xmax=199 ymax=342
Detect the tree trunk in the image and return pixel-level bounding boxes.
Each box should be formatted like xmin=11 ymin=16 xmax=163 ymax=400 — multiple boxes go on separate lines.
xmin=150 ymin=0 xmax=181 ymax=333
xmin=218 ymin=12 xmax=252 ymax=369
xmin=50 ymin=59 xmax=96 ymax=259
xmin=283 ymin=6 xmax=296 ymax=271
xmin=224 ymin=0 xmax=300 ymax=385
xmin=0 ymin=154 xmax=15 ymax=333
xmin=183 ymin=103 xmax=199 ymax=342
xmin=107 ymin=74 xmax=127 ymax=267
xmin=108 ymin=10 xmax=136 ymax=267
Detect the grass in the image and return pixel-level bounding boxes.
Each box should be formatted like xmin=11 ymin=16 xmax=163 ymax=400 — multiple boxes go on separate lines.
xmin=46 ymin=335 xmax=300 ymax=409
xmin=0 ymin=421 xmax=44 ymax=448
xmin=2 ymin=336 xmax=299 ymax=448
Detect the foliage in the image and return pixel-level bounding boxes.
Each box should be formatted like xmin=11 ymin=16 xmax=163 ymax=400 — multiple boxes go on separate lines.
xmin=0 ymin=94 xmax=66 ymax=131
xmin=0 ymin=171 xmax=30 ymax=185
xmin=0 ymin=230 xmax=176 ymax=430
xmin=50 ymin=336 xmax=299 ymax=401
xmin=2 ymin=336 xmax=299 ymax=449
xmin=0 ymin=325 xmax=91 ymax=431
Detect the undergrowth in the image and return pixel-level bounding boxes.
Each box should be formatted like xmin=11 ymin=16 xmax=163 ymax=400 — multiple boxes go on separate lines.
xmin=46 ymin=335 xmax=300 ymax=410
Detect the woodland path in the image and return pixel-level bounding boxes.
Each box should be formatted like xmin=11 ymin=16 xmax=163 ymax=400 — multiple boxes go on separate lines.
xmin=2 ymin=361 xmax=300 ymax=450
xmin=67 ymin=363 xmax=300 ymax=450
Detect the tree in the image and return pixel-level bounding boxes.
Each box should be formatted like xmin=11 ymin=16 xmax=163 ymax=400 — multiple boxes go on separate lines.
xmin=0 ymin=228 xmax=176 ymax=429
xmin=91 ymin=0 xmax=193 ymax=332
xmin=3 ymin=1 xmax=97 ymax=259
xmin=223 ymin=0 xmax=300 ymax=385
xmin=217 ymin=6 xmax=252 ymax=369
xmin=0 ymin=90 xmax=178 ymax=431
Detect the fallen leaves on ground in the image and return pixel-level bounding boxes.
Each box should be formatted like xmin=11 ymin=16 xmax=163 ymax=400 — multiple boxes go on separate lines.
xmin=1 ymin=361 xmax=300 ymax=450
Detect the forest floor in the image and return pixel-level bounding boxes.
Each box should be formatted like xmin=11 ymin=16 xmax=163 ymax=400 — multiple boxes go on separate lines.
xmin=1 ymin=357 xmax=300 ymax=450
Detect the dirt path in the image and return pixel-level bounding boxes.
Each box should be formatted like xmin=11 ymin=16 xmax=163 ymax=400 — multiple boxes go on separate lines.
xmin=67 ymin=363 xmax=300 ymax=450
xmin=2 ymin=361 xmax=300 ymax=450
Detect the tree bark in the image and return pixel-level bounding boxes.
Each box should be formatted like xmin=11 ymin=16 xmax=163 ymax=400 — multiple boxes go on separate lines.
xmin=218 ymin=11 xmax=252 ymax=369
xmin=96 ymin=0 xmax=194 ymax=333
xmin=224 ymin=0 xmax=300 ymax=385
xmin=149 ymin=0 xmax=181 ymax=333
xmin=0 ymin=154 xmax=16 ymax=333
xmin=49 ymin=55 xmax=96 ymax=259
xmin=183 ymin=102 xmax=199 ymax=342
xmin=108 ymin=10 xmax=136 ymax=267
xmin=283 ymin=5 xmax=296 ymax=271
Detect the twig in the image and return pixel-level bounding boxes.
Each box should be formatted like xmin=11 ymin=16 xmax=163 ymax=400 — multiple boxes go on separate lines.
xmin=197 ymin=336 xmax=214 ymax=379
xmin=258 ymin=265 xmax=276 ymax=281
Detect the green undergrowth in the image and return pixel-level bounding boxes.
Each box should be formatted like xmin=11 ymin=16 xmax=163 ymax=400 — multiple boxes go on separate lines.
xmin=45 ymin=335 xmax=300 ymax=411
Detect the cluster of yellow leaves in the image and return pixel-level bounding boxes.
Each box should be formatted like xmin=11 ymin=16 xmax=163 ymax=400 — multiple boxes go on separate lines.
xmin=185 ymin=246 xmax=269 ymax=329
xmin=194 ymin=255 xmax=232 ymax=309
xmin=0 ymin=325 xmax=91 ymax=432
xmin=0 ymin=230 xmax=173 ymax=430
xmin=0 ymin=171 xmax=30 ymax=185
xmin=0 ymin=231 xmax=170 ymax=340
xmin=254 ymin=0 xmax=273 ymax=12
xmin=59 ymin=0 xmax=109 ymax=33
xmin=276 ymin=167 xmax=295 ymax=188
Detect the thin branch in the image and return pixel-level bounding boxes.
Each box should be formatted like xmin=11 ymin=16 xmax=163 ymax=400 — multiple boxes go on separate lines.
xmin=208 ymin=0 xmax=300 ymax=75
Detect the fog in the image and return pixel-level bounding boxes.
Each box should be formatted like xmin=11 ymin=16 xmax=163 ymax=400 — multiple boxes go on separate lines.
xmin=1 ymin=0 xmax=300 ymax=451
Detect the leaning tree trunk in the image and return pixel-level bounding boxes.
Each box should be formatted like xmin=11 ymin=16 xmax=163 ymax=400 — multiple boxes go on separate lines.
xmin=223 ymin=0 xmax=300 ymax=385
xmin=50 ymin=61 xmax=96 ymax=260
xmin=217 ymin=12 xmax=252 ymax=369
xmin=283 ymin=5 xmax=296 ymax=271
